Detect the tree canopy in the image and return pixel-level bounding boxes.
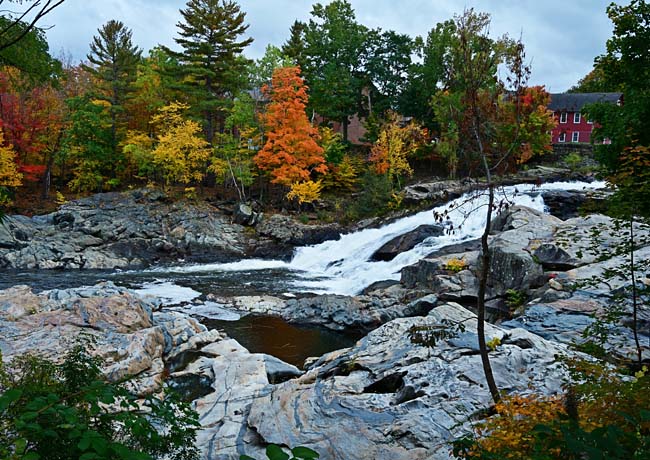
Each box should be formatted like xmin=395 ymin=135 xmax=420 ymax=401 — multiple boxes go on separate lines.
xmin=165 ymin=0 xmax=253 ymax=144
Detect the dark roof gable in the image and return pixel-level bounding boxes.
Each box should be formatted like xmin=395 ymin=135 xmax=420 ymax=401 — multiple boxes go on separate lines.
xmin=549 ymin=92 xmax=623 ymax=112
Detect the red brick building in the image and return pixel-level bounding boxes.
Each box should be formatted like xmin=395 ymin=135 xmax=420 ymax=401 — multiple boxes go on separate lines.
xmin=549 ymin=92 xmax=623 ymax=144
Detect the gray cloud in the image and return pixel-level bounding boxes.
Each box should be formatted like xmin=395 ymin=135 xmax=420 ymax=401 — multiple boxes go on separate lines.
xmin=44 ymin=0 xmax=620 ymax=91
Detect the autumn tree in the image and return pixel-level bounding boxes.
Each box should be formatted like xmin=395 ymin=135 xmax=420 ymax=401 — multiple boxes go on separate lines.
xmin=150 ymin=102 xmax=212 ymax=188
xmin=0 ymin=64 xmax=69 ymax=199
xmin=165 ymin=0 xmax=253 ymax=144
xmin=83 ymin=20 xmax=142 ymax=156
xmin=430 ymin=9 xmax=538 ymax=404
xmin=254 ymin=66 xmax=327 ymax=192
xmin=126 ymin=47 xmax=183 ymax=134
xmin=369 ymin=111 xmax=425 ymax=189
xmin=0 ymin=129 xmax=22 ymax=211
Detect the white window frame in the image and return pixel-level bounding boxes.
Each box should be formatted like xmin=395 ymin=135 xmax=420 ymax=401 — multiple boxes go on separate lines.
xmin=574 ymin=112 xmax=581 ymax=123
xmin=572 ymin=132 xmax=580 ymax=143
xmin=558 ymin=132 xmax=566 ymax=143
xmin=559 ymin=112 xmax=568 ymax=123
xmin=587 ymin=118 xmax=593 ymax=124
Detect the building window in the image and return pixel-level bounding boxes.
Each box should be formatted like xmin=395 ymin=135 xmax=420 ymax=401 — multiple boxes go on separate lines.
xmin=574 ymin=112 xmax=581 ymax=123
xmin=572 ymin=132 xmax=580 ymax=143
xmin=587 ymin=118 xmax=593 ymax=124
xmin=559 ymin=132 xmax=566 ymax=143
xmin=559 ymin=112 xmax=567 ymax=123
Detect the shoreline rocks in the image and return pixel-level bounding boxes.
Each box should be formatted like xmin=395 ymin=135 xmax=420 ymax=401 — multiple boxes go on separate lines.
xmin=0 ymin=189 xmax=343 ymax=270
xmin=0 ymin=282 xmax=588 ymax=460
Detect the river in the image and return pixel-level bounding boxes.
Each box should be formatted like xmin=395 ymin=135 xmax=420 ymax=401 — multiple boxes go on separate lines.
xmin=1 ymin=181 xmax=605 ymax=365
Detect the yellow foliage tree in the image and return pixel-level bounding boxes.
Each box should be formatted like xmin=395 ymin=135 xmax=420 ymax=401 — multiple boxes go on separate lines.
xmin=150 ymin=102 xmax=211 ymax=187
xmin=369 ymin=111 xmax=424 ymax=189
xmin=0 ymin=131 xmax=22 ymax=189
xmin=286 ymin=180 xmax=322 ymax=204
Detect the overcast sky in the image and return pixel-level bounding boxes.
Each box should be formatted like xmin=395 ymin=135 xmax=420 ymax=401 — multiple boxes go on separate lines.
xmin=43 ymin=0 xmax=620 ymax=92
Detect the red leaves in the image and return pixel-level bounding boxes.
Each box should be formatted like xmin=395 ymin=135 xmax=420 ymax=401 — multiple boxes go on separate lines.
xmin=18 ymin=164 xmax=46 ymax=182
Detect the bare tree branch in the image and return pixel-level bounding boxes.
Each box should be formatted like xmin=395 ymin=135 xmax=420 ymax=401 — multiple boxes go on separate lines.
xmin=0 ymin=1 xmax=65 ymax=52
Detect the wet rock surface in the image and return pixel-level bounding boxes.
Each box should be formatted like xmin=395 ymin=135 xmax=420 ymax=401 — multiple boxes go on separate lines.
xmin=370 ymin=224 xmax=444 ymax=261
xmin=0 ymin=189 xmax=343 ymax=269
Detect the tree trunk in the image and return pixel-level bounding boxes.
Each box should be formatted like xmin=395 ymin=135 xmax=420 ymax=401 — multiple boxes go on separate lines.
xmin=629 ymin=215 xmax=643 ymax=364
xmin=477 ymin=182 xmax=501 ymax=404
xmin=342 ymin=116 xmax=349 ymax=142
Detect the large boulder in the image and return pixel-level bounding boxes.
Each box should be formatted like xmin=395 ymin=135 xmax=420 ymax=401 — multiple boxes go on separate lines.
xmin=241 ymin=303 xmax=577 ymax=460
xmin=541 ymin=189 xmax=608 ymax=220
xmin=0 ymin=189 xmax=250 ymax=270
xmin=211 ymin=291 xmax=440 ymax=334
xmin=0 ymin=283 xmax=220 ymax=395
xmin=370 ymin=224 xmax=444 ymax=261
xmin=401 ymin=253 xmax=480 ymax=302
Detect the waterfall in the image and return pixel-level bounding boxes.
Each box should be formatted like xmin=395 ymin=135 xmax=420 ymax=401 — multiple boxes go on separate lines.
xmin=144 ymin=181 xmax=606 ymax=297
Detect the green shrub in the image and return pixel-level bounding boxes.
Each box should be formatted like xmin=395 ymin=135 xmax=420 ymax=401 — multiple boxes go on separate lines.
xmin=241 ymin=444 xmax=319 ymax=460
xmin=352 ymin=171 xmax=392 ymax=218
xmin=505 ymin=289 xmax=527 ymax=310
xmin=0 ymin=345 xmax=200 ymax=460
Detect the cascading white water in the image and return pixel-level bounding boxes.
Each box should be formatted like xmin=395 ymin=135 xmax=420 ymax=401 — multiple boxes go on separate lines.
xmin=143 ymin=181 xmax=606 ymax=297
xmin=288 ymin=181 xmax=606 ymax=293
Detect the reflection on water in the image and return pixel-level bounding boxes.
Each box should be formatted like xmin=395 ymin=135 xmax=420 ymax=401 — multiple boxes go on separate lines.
xmin=0 ymin=268 xmax=359 ymax=367
xmin=201 ymin=315 xmax=360 ymax=367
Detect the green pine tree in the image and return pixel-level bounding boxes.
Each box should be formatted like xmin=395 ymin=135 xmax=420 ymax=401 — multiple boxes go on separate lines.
xmin=82 ymin=19 xmax=142 ymax=156
xmin=165 ymin=0 xmax=253 ymax=144
xmin=281 ymin=20 xmax=307 ymax=69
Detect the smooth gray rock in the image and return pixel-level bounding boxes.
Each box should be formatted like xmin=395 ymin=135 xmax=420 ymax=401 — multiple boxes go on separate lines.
xmin=533 ymin=243 xmax=578 ymax=270
xmin=241 ymin=303 xmax=577 ymax=460
xmin=370 ymin=224 xmax=444 ymax=261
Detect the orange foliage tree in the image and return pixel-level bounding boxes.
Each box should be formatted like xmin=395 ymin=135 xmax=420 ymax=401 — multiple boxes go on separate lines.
xmin=254 ymin=66 xmax=327 ymax=187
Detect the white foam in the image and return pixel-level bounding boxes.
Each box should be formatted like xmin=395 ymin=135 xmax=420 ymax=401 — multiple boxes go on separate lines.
xmin=143 ymin=259 xmax=292 ymax=274
xmin=178 ymin=302 xmax=242 ymax=321
xmin=126 ymin=181 xmax=608 ymax=298
xmin=133 ymin=281 xmax=201 ymax=305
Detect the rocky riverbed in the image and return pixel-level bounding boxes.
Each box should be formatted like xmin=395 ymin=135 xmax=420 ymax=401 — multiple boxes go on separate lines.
xmin=1 ymin=181 xmax=647 ymax=459
xmin=0 ymin=188 xmax=342 ymax=270
xmin=0 ymin=283 xmax=580 ymax=460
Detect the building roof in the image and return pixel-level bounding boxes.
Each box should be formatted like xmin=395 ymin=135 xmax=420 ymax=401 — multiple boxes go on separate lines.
xmin=548 ymin=92 xmax=623 ymax=112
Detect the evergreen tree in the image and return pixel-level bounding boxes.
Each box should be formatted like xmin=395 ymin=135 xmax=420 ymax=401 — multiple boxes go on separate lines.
xmin=166 ymin=0 xmax=253 ymax=144
xmin=282 ymin=20 xmax=307 ymax=69
xmin=303 ymin=0 xmax=369 ymax=141
xmin=83 ymin=19 xmax=142 ymax=155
